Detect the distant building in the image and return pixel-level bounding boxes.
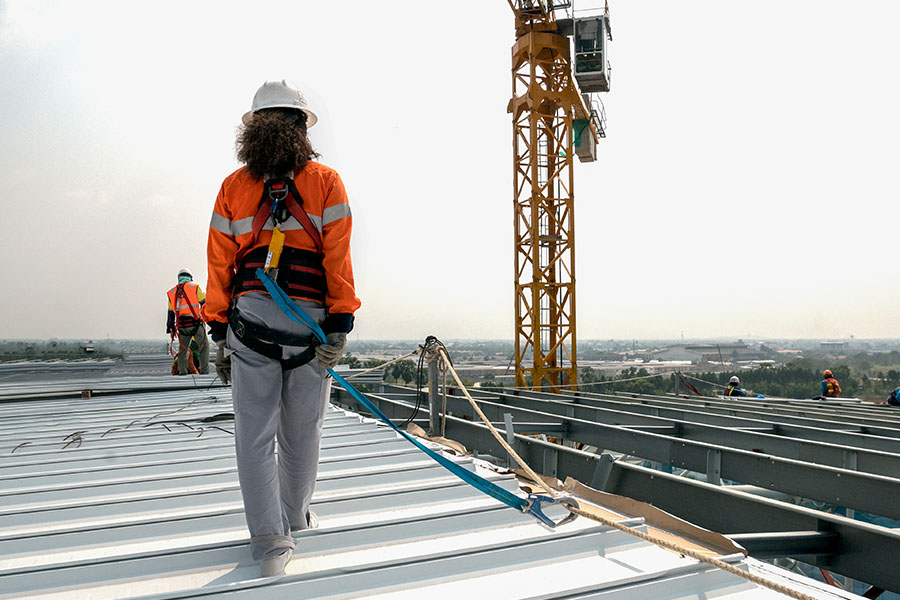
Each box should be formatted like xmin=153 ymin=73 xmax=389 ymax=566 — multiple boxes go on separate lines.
xmin=652 ymin=341 xmax=772 ymax=364
xmin=820 ymin=341 xmax=849 ymax=354
xmin=651 ymin=345 xmax=705 ymax=362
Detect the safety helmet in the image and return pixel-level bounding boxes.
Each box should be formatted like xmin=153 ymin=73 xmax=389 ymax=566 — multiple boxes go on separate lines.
xmin=824 ymin=369 xmax=833 ymax=378
xmin=177 ymin=268 xmax=192 ymax=279
xmin=729 ymin=376 xmax=740 ymax=384
xmin=242 ymin=80 xmax=318 ymax=127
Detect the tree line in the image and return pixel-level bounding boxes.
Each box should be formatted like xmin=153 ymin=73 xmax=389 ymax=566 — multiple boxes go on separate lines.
xmin=342 ymin=351 xmax=900 ymax=402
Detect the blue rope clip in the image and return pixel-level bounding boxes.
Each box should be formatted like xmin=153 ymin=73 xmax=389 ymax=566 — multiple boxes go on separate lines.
xmin=525 ymin=494 xmax=580 ymax=528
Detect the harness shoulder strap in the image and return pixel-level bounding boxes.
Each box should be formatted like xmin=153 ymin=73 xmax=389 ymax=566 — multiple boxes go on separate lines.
xmin=173 ymin=284 xmax=185 ymax=330
xmin=251 ymin=196 xmax=272 ymax=243
xmin=284 ymin=178 xmax=323 ymax=254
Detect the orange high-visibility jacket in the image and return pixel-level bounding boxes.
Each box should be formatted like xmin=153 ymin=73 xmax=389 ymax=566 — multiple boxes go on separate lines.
xmin=201 ymin=162 xmax=360 ymax=331
xmin=167 ymin=282 xmax=205 ymax=320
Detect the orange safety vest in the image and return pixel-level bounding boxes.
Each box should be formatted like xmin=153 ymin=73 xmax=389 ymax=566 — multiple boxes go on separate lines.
xmin=167 ymin=282 xmax=202 ymax=324
xmin=202 ymin=162 xmax=360 ymax=327
xmin=824 ymin=377 xmax=842 ymax=397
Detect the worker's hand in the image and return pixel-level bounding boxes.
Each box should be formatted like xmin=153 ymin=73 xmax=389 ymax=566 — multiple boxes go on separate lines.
xmin=315 ymin=332 xmax=347 ymax=370
xmin=215 ymin=340 xmax=231 ymax=385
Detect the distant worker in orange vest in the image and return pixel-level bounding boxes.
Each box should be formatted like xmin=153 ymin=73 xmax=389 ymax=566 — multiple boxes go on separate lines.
xmin=166 ymin=268 xmax=210 ymax=375
xmin=724 ymin=376 xmax=747 ymax=397
xmin=820 ymin=369 xmax=842 ymax=398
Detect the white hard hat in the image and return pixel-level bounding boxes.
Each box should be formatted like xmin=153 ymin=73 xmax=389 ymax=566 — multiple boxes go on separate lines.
xmin=177 ymin=268 xmax=192 ymax=279
xmin=242 ymin=80 xmax=318 ymax=127
xmin=729 ymin=376 xmax=740 ymax=384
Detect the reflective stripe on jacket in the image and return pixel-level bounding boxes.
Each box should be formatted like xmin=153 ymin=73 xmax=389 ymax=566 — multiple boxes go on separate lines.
xmin=167 ymin=282 xmax=205 ymax=318
xmin=822 ymin=377 xmax=842 ymax=397
xmin=201 ymin=162 xmax=360 ymax=326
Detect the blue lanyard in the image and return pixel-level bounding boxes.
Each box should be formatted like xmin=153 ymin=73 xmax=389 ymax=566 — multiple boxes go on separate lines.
xmin=254 ymin=268 xmax=531 ymax=513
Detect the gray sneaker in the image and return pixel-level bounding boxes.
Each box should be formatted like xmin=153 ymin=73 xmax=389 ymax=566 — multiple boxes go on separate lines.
xmin=260 ymin=548 xmax=293 ymax=577
xmin=307 ymin=510 xmax=319 ymax=530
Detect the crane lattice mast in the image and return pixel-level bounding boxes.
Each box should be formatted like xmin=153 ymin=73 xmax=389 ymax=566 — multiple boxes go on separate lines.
xmin=508 ymin=0 xmax=610 ymax=391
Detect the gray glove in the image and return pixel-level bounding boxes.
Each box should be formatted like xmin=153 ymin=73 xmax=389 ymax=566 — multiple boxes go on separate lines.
xmin=315 ymin=332 xmax=347 ymax=370
xmin=215 ymin=339 xmax=231 ymax=385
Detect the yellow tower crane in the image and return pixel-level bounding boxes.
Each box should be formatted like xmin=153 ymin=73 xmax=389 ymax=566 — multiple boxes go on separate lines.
xmin=508 ymin=0 xmax=611 ymax=391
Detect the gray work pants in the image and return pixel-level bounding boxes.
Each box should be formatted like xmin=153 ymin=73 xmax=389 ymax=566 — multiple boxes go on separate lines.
xmin=177 ymin=325 xmax=209 ymax=375
xmin=226 ymin=292 xmax=331 ymax=561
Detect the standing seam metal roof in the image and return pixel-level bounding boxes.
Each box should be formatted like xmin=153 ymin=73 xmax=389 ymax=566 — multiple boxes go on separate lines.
xmin=0 ymin=375 xmax=865 ymax=599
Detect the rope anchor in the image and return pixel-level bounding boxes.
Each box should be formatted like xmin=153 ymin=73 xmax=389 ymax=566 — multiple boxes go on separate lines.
xmin=524 ymin=493 xmax=580 ymax=528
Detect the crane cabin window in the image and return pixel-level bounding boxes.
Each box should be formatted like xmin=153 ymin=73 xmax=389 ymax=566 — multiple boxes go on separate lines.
xmin=573 ymin=17 xmax=609 ymax=92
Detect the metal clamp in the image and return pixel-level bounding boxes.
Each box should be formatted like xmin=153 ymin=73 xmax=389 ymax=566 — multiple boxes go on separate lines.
xmin=524 ymin=493 xmax=580 ymax=528
xmin=268 ymin=185 xmax=289 ymax=203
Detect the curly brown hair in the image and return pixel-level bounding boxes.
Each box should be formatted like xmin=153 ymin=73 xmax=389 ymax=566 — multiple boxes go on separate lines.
xmin=235 ymin=110 xmax=319 ymax=180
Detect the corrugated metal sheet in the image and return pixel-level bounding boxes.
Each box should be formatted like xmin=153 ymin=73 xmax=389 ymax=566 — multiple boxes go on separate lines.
xmin=0 ymin=375 xmax=864 ymax=599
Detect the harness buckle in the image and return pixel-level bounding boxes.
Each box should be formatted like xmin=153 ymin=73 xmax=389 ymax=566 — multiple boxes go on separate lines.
xmin=524 ymin=494 xmax=579 ymax=528
xmin=268 ymin=183 xmax=289 ymax=203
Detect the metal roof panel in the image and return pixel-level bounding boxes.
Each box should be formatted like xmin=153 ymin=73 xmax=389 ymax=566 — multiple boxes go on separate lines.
xmin=0 ymin=375 xmax=864 ymax=599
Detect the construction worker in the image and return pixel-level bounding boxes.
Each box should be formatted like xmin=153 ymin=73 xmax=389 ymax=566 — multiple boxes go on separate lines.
xmin=201 ymin=80 xmax=360 ymax=577
xmin=724 ymin=375 xmax=747 ymax=397
xmin=166 ymin=269 xmax=209 ymax=375
xmin=885 ymin=387 xmax=900 ymax=406
xmin=820 ymin=369 xmax=842 ymax=398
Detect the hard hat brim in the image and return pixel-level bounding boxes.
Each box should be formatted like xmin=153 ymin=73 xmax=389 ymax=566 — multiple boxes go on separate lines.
xmin=241 ymin=106 xmax=318 ymax=127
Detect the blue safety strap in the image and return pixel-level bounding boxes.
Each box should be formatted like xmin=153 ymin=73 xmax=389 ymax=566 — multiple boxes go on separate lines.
xmin=255 ymin=269 xmax=532 ymax=514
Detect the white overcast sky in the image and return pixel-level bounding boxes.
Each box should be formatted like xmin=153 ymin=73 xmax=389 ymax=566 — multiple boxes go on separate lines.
xmin=1 ymin=1 xmax=898 ymax=341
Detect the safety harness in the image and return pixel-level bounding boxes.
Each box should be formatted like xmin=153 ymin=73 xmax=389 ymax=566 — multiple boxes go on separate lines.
xmin=172 ymin=283 xmax=202 ymax=329
xmin=228 ymin=176 xmax=325 ymax=371
xmin=169 ymin=283 xmax=203 ymax=359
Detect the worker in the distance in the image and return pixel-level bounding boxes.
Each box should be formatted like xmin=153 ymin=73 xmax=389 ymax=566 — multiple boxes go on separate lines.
xmin=724 ymin=375 xmax=747 ymax=397
xmin=166 ymin=269 xmax=209 ymax=375
xmin=201 ymin=80 xmax=360 ymax=577
xmin=820 ymin=369 xmax=842 ymax=398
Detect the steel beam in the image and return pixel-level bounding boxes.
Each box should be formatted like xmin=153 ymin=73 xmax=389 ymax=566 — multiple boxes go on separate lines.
xmin=728 ymin=531 xmax=840 ymax=559
xmin=436 ymin=414 xmax=900 ymax=594
xmin=557 ymin=390 xmax=900 ymax=439
xmin=419 ymin=387 xmax=900 ymax=471
xmin=382 ymin=383 xmax=900 ymax=455
xmin=346 ymin=389 xmax=900 ymax=522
